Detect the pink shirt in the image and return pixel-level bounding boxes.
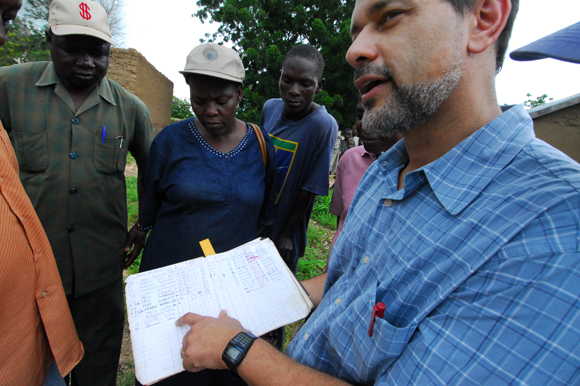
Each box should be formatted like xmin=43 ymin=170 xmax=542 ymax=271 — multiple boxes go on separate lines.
xmin=329 ymin=146 xmax=377 ymax=249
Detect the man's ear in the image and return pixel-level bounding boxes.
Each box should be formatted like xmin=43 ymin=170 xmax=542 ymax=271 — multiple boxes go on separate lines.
xmin=316 ymin=77 xmax=325 ymax=93
xmin=466 ymin=0 xmax=511 ymax=54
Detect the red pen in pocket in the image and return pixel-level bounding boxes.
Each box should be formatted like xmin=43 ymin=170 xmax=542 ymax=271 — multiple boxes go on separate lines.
xmin=368 ymin=302 xmax=386 ymax=337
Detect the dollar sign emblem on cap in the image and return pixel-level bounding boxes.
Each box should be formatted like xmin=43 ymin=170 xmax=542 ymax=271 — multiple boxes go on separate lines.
xmin=79 ymin=2 xmax=91 ymax=20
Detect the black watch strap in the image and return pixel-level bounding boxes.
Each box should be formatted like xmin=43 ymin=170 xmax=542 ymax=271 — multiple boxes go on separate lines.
xmin=222 ymin=332 xmax=258 ymax=377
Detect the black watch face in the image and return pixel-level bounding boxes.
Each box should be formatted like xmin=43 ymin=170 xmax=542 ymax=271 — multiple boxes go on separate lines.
xmin=226 ymin=345 xmax=242 ymax=362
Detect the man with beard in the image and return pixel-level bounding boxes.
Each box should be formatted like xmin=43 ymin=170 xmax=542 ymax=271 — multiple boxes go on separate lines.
xmin=175 ymin=0 xmax=580 ymax=384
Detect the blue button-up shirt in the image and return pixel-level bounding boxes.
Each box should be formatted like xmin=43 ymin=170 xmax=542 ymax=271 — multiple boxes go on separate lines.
xmin=287 ymin=105 xmax=580 ymax=385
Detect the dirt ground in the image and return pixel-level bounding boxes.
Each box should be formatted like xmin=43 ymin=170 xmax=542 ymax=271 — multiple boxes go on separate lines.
xmin=125 ymin=162 xmax=138 ymax=178
xmin=117 ymin=320 xmax=134 ymax=379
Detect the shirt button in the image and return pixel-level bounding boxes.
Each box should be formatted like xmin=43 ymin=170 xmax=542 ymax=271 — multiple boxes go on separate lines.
xmin=70 ymin=188 xmax=78 ymax=195
xmin=70 ymin=152 xmax=78 ymax=159
xmin=72 ymin=118 xmax=80 ymax=125
xmin=384 ymin=199 xmax=393 ymax=207
xmin=303 ymin=332 xmax=309 ymax=341
xmin=335 ymin=298 xmax=341 ymax=305
xmin=41 ymin=290 xmax=47 ymax=298
xmin=68 ymin=226 xmax=75 ymax=233
xmin=382 ymin=161 xmax=387 ymax=166
xmin=363 ymin=256 xmax=370 ymax=264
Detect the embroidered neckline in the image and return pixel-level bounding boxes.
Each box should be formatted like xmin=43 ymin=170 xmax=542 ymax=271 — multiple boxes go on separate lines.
xmin=188 ymin=120 xmax=252 ymax=159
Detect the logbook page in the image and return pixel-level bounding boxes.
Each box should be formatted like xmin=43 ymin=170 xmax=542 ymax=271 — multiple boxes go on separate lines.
xmin=125 ymin=238 xmax=313 ymax=385
xmin=206 ymin=238 xmax=313 ymax=336
xmin=126 ymin=257 xmax=219 ymax=384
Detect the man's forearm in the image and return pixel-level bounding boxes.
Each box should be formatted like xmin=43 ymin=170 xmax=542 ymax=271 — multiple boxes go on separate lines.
xmin=178 ymin=311 xmax=350 ymax=386
xmin=238 ymin=339 xmax=351 ymax=386
xmin=301 ymin=272 xmax=327 ymax=309
xmin=136 ymin=167 xmax=146 ymax=216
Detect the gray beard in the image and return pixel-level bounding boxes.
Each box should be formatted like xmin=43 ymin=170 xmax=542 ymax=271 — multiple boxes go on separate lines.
xmin=361 ymin=61 xmax=464 ymax=138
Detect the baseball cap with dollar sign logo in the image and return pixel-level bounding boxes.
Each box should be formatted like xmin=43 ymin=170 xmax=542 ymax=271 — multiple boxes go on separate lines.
xmin=48 ymin=0 xmax=115 ymax=45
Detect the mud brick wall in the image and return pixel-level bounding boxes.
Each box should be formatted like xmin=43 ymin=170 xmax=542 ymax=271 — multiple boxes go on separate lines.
xmin=108 ymin=48 xmax=173 ymax=134
xmin=533 ymin=104 xmax=580 ymax=163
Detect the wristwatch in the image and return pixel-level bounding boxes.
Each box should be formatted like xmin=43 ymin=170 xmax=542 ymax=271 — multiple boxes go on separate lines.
xmin=222 ymin=332 xmax=258 ymax=377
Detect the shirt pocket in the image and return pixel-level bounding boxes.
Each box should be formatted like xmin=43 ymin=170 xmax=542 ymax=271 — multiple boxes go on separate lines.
xmin=12 ymin=131 xmax=49 ymax=172
xmin=94 ymin=135 xmax=127 ymax=174
xmin=327 ymin=280 xmax=417 ymax=383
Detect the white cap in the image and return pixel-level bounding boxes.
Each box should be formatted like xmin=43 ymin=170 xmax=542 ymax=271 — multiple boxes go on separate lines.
xmin=48 ymin=0 xmax=115 ymax=45
xmin=180 ymin=43 xmax=245 ymax=85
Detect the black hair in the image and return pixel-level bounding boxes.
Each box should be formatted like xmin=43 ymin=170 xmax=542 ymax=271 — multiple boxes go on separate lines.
xmin=442 ymin=0 xmax=519 ymax=72
xmin=283 ymin=44 xmax=325 ymax=78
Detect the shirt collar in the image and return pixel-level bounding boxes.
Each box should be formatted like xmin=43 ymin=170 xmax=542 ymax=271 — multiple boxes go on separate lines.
xmin=379 ymin=104 xmax=535 ymax=215
xmin=35 ymin=62 xmax=116 ymax=107
xmin=359 ymin=148 xmax=377 ymax=160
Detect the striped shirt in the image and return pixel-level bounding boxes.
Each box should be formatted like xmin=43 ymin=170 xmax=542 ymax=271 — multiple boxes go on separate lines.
xmin=0 ymin=122 xmax=83 ymax=385
xmin=287 ymin=104 xmax=580 ymax=385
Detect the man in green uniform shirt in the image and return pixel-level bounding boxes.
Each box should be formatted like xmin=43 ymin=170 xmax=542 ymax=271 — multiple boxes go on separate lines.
xmin=0 ymin=0 xmax=153 ymax=384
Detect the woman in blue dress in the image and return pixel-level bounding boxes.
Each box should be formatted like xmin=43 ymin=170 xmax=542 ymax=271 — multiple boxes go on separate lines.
xmin=134 ymin=43 xmax=276 ymax=386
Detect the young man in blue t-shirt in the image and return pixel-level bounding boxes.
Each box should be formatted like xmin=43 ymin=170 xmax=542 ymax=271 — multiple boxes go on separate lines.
xmin=260 ymin=44 xmax=338 ymax=274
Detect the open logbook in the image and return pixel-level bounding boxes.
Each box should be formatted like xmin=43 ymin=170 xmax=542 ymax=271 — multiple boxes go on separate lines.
xmin=125 ymin=238 xmax=313 ymax=385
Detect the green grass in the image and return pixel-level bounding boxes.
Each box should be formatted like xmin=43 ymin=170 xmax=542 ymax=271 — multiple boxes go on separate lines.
xmin=297 ymin=225 xmax=330 ymax=280
xmin=125 ymin=175 xmax=143 ymax=274
xmin=116 ymin=363 xmax=135 ymax=386
xmin=126 ymin=176 xmax=139 ymax=224
xmin=311 ymin=191 xmax=337 ymax=230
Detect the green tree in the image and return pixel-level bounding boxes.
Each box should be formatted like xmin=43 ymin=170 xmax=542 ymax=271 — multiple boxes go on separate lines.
xmin=524 ymin=93 xmax=553 ymax=109
xmin=172 ymin=96 xmax=194 ymax=119
xmin=194 ymin=0 xmax=357 ymax=127
xmin=0 ymin=19 xmax=50 ymax=66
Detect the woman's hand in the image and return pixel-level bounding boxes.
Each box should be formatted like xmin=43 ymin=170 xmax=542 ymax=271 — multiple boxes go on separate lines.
xmin=124 ymin=225 xmax=147 ymax=268
xmin=275 ymin=234 xmax=294 ymax=267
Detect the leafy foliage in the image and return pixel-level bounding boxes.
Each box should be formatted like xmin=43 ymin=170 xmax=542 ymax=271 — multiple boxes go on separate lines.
xmin=0 ymin=19 xmax=51 ymax=66
xmin=194 ymin=0 xmax=357 ymax=127
xmin=524 ymin=93 xmax=553 ymax=109
xmin=172 ymin=96 xmax=194 ymax=120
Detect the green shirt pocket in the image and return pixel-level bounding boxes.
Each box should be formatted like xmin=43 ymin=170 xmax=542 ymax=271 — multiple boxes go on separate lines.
xmin=13 ymin=131 xmax=49 ymax=172
xmin=94 ymin=135 xmax=126 ymax=174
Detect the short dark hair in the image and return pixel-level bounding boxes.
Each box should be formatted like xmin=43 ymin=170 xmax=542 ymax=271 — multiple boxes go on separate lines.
xmin=442 ymin=0 xmax=519 ymax=72
xmin=283 ymin=44 xmax=325 ymax=78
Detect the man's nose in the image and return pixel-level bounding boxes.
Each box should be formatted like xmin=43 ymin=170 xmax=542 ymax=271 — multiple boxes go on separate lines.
xmin=78 ymin=54 xmax=95 ymax=67
xmin=346 ymin=26 xmax=379 ymax=68
xmin=289 ymin=83 xmax=300 ymax=95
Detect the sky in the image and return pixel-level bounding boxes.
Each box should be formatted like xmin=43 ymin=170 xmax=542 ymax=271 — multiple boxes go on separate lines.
xmin=124 ymin=0 xmax=580 ymax=106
